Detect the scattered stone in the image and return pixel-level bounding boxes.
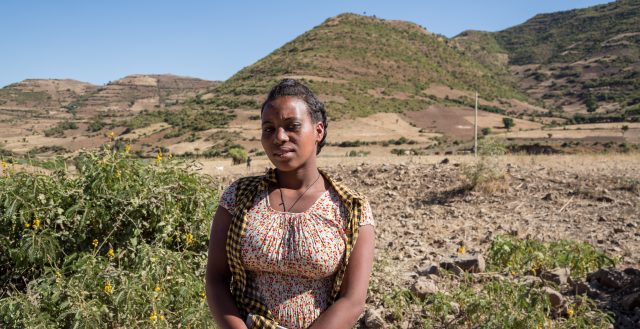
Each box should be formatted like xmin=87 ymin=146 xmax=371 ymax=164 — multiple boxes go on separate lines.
xmin=542 ymin=287 xmax=564 ymax=309
xmin=542 ymin=193 xmax=554 ymax=201
xmin=363 ymin=308 xmax=385 ymax=329
xmin=416 ymin=261 xmax=439 ymax=276
xmin=541 ymin=268 xmax=571 ymax=285
xmin=440 ymin=254 xmax=486 ymax=273
xmin=440 ymin=158 xmax=449 ymax=164
xmin=571 ymin=280 xmax=598 ymax=297
xmin=588 ymin=268 xmax=630 ymax=289
xmin=518 ymin=275 xmax=543 ymax=287
xmin=411 ymin=277 xmax=439 ymax=298
xmin=621 ymin=292 xmax=640 ymax=311
xmin=449 ymin=302 xmax=460 ymax=315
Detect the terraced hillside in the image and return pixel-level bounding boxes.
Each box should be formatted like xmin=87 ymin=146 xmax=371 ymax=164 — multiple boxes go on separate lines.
xmin=493 ymin=0 xmax=640 ymax=117
xmin=202 ymin=13 xmax=529 ymax=119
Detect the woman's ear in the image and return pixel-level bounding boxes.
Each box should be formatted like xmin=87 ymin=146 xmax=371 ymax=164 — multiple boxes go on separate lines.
xmin=315 ymin=121 xmax=325 ymax=143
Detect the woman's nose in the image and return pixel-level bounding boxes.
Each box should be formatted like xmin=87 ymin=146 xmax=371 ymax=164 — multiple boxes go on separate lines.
xmin=274 ymin=127 xmax=289 ymax=143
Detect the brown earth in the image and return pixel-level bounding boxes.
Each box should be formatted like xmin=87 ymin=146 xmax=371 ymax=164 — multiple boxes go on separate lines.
xmin=208 ymin=154 xmax=640 ymax=327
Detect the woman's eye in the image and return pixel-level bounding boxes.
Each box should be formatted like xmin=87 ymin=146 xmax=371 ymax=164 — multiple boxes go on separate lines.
xmin=262 ymin=127 xmax=274 ymax=134
xmin=288 ymin=123 xmax=301 ymax=131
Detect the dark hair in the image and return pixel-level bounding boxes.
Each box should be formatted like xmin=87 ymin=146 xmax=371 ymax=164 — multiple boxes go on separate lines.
xmin=261 ymin=79 xmax=328 ymax=154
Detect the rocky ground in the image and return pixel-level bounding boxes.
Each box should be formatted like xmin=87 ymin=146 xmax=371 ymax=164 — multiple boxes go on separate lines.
xmin=213 ymin=154 xmax=639 ymax=328
xmin=330 ymin=156 xmax=638 ymax=328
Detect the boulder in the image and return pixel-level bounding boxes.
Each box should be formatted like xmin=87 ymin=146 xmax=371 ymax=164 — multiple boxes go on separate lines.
xmin=363 ymin=308 xmax=386 ymax=329
xmin=542 ymin=287 xmax=564 ymax=309
xmin=588 ymin=268 xmax=630 ymax=290
xmin=541 ymin=268 xmax=571 ymax=285
xmin=440 ymin=254 xmax=485 ymax=273
xmin=621 ymin=292 xmax=640 ymax=311
xmin=411 ymin=277 xmax=439 ymax=298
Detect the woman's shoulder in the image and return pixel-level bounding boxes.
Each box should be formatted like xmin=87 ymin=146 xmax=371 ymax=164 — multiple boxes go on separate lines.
xmin=219 ymin=173 xmax=268 ymax=212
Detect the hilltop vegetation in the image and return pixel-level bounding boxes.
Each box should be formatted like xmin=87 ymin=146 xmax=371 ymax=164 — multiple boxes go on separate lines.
xmin=493 ymin=0 xmax=640 ymax=117
xmin=208 ymin=13 xmax=528 ymax=119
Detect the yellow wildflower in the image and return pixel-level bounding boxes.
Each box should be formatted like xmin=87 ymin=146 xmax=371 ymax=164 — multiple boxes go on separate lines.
xmin=108 ymin=131 xmax=115 ymax=140
xmin=104 ymin=282 xmax=113 ymax=295
xmin=154 ymin=285 xmax=161 ymax=293
xmin=24 ymin=222 xmax=31 ymax=229
xmin=1 ymin=160 xmax=7 ymax=170
xmin=107 ymin=248 xmax=115 ymax=259
xmin=156 ymin=151 xmax=162 ymax=163
xmin=159 ymin=314 xmax=165 ymax=321
xmin=185 ymin=232 xmax=193 ymax=244
xmin=168 ymin=152 xmax=173 ymax=160
xmin=201 ymin=291 xmax=206 ymax=299
xmin=115 ymin=170 xmax=121 ymax=177
xmin=149 ymin=311 xmax=157 ymax=321
xmin=32 ymin=218 xmax=41 ymax=229
xmin=92 ymin=239 xmax=99 ymax=248
xmin=457 ymin=245 xmax=465 ymax=254
xmin=567 ymin=307 xmax=574 ymax=317
xmin=124 ymin=144 xmax=131 ymax=153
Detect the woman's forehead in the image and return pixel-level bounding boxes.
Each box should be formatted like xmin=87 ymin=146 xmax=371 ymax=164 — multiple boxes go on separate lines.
xmin=262 ymin=96 xmax=310 ymax=120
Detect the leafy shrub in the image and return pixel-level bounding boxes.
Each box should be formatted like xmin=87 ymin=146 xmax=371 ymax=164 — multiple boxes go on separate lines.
xmin=228 ymin=147 xmax=247 ymax=165
xmin=487 ymin=235 xmax=616 ymax=278
xmin=382 ymin=236 xmax=614 ymax=328
xmin=0 ymin=145 xmax=218 ymax=328
xmin=44 ymin=121 xmax=78 ymax=137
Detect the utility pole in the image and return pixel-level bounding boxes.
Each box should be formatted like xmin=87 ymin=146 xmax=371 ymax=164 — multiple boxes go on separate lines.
xmin=474 ymin=92 xmax=478 ymax=157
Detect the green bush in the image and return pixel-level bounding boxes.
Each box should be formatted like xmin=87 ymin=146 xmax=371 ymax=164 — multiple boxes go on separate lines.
xmin=228 ymin=147 xmax=248 ymax=165
xmin=0 ymin=145 xmax=218 ymax=328
xmin=487 ymin=235 xmax=616 ymax=278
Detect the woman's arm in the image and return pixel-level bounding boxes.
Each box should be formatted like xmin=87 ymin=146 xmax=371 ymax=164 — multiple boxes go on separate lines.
xmin=205 ymin=206 xmax=248 ymax=329
xmin=309 ymin=224 xmax=376 ymax=329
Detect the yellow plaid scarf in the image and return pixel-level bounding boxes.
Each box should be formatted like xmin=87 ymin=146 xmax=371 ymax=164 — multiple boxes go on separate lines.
xmin=226 ymin=168 xmax=365 ymax=328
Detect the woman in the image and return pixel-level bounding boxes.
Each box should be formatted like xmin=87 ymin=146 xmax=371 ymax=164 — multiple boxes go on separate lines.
xmin=206 ymin=79 xmax=375 ymax=329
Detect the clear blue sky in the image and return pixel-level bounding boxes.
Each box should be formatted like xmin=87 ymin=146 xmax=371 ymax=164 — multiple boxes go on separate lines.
xmin=0 ymin=0 xmax=612 ymax=88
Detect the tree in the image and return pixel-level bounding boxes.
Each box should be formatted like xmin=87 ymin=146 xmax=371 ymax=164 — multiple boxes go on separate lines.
xmin=585 ymin=94 xmax=598 ymax=113
xmin=481 ymin=127 xmax=491 ymax=136
xmin=502 ymin=117 xmax=515 ymax=131
xmin=621 ymin=125 xmax=629 ymax=138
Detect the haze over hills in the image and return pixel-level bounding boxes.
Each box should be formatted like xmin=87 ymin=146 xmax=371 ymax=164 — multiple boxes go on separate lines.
xmin=0 ymin=1 xmax=638 ymax=158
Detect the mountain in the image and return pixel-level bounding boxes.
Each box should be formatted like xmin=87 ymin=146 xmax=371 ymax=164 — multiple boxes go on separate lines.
xmin=492 ymin=0 xmax=640 ymax=118
xmin=0 ymin=75 xmax=220 ymax=118
xmin=70 ymin=74 xmax=221 ymax=117
xmin=202 ymin=13 xmax=529 ymax=119
xmin=0 ymin=79 xmax=98 ymax=112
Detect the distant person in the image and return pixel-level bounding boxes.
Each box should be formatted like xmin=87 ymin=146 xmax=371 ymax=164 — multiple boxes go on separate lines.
xmin=246 ymin=155 xmax=252 ymax=169
xmin=206 ymin=79 xmax=375 ymax=329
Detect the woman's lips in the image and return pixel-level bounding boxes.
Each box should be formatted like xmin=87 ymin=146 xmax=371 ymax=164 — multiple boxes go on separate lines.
xmin=273 ymin=149 xmax=294 ymax=159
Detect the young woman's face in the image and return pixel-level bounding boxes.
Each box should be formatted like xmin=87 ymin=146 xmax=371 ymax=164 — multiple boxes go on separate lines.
xmin=261 ymin=96 xmax=324 ymax=172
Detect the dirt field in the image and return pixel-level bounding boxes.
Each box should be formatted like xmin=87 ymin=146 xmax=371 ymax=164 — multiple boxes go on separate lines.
xmin=206 ymin=153 xmax=640 ymax=327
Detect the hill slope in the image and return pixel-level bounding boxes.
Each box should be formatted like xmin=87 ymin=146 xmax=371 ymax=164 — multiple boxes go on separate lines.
xmin=493 ymin=0 xmax=640 ymax=117
xmin=204 ymin=13 xmax=529 ymax=119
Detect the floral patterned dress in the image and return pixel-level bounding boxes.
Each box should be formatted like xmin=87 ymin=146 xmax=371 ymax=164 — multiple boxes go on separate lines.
xmin=220 ymin=181 xmax=374 ymax=329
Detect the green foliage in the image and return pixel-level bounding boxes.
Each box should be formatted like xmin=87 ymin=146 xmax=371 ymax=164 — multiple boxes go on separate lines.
xmin=487 ymin=235 xmax=617 ymax=278
xmin=208 ymin=13 xmax=528 ymax=119
xmin=585 ymin=94 xmax=598 ymax=113
xmin=87 ymin=119 xmax=107 ymax=132
xmin=43 ymin=121 xmax=78 ymax=137
xmin=502 ymin=117 xmax=515 ymax=130
xmin=227 ymin=147 xmax=247 ymax=165
xmin=382 ymin=236 xmax=614 ymax=328
xmin=346 ymin=150 xmax=370 ymax=157
xmin=118 ymin=108 xmax=236 ymax=134
xmin=0 ymin=145 xmax=218 ymax=328
xmin=481 ymin=127 xmax=492 ymax=136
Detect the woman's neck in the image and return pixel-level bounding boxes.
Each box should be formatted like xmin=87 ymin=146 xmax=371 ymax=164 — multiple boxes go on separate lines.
xmin=275 ymin=162 xmax=320 ymax=190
